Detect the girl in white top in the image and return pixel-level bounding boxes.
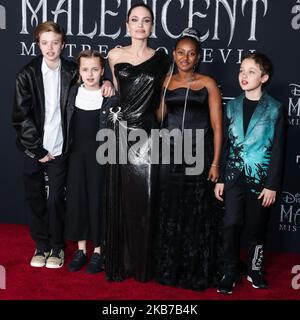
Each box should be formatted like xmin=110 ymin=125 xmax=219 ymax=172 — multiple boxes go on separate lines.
xmin=65 ymin=50 xmax=109 ymax=274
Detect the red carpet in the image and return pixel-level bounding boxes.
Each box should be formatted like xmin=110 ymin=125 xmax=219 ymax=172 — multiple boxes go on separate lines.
xmin=0 ymin=223 xmax=299 ymax=300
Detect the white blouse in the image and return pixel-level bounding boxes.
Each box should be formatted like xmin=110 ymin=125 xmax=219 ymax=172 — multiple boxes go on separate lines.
xmin=75 ymin=85 xmax=103 ymax=111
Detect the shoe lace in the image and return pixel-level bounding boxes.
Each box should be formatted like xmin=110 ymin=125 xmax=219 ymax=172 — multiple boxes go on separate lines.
xmin=50 ymin=248 xmax=62 ymax=258
xmin=90 ymin=253 xmax=101 ymax=265
xmin=252 ymin=271 xmax=264 ymax=279
xmin=35 ymin=248 xmax=47 ymax=256
xmin=73 ymin=250 xmax=85 ymax=261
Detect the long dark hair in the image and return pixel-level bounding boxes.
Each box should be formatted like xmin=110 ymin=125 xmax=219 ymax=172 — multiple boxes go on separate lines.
xmin=127 ymin=2 xmax=154 ymax=24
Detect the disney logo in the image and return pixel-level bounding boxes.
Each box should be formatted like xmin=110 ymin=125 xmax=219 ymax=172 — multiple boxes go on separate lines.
xmin=282 ymin=191 xmax=300 ymax=204
xmin=289 ymin=84 xmax=300 ymax=97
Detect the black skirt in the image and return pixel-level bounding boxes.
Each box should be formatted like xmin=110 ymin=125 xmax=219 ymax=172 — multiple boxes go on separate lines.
xmin=65 ymin=107 xmax=105 ymax=247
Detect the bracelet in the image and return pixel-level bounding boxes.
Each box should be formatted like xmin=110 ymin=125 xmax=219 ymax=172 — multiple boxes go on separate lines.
xmin=211 ymin=164 xmax=220 ymax=167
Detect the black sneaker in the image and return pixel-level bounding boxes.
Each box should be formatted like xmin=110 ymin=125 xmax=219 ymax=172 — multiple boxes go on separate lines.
xmin=247 ymin=271 xmax=268 ymax=289
xmin=68 ymin=250 xmax=87 ymax=272
xmin=217 ymin=274 xmax=236 ymax=294
xmin=86 ymin=253 xmax=104 ymax=274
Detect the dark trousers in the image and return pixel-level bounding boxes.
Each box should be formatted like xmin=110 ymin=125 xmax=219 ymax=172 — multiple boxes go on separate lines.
xmin=23 ymin=154 xmax=67 ymax=250
xmin=222 ymin=174 xmax=269 ymax=275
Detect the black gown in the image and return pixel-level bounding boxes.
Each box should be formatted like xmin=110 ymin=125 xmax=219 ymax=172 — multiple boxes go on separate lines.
xmin=156 ymin=87 xmax=222 ymax=290
xmin=105 ymin=50 xmax=170 ymax=282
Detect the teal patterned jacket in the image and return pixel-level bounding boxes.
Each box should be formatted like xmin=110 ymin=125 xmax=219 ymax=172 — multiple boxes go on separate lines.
xmin=221 ymin=91 xmax=285 ymax=193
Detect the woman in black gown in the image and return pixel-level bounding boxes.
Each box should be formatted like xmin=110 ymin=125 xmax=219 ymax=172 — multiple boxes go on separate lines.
xmin=156 ymin=28 xmax=223 ymax=290
xmin=105 ymin=3 xmax=170 ymax=282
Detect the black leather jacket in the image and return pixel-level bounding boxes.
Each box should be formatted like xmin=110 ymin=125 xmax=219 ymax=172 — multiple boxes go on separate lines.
xmin=12 ymin=55 xmax=77 ymax=159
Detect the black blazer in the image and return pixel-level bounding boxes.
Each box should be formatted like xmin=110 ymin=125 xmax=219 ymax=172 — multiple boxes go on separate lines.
xmin=12 ymin=55 xmax=77 ymax=159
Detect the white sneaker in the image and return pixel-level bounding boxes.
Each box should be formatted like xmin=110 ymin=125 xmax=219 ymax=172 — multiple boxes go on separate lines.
xmin=45 ymin=248 xmax=64 ymax=269
xmin=30 ymin=249 xmax=50 ymax=267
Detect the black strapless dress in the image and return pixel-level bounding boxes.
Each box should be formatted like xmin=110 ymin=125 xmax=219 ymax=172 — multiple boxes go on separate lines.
xmin=155 ymin=87 xmax=222 ymax=290
xmin=105 ymin=50 xmax=170 ymax=282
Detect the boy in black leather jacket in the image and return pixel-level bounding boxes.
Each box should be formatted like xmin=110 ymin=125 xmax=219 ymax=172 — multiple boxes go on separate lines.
xmin=12 ymin=21 xmax=113 ymax=269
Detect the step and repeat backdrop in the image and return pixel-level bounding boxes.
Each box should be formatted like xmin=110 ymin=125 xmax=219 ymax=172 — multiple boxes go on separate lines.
xmin=0 ymin=0 xmax=299 ymax=253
